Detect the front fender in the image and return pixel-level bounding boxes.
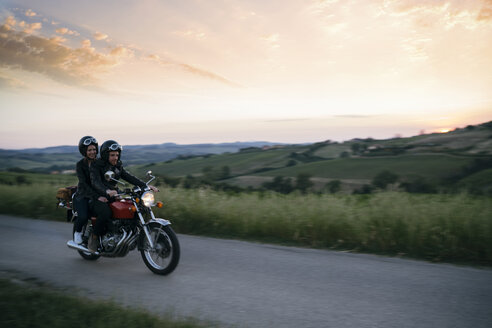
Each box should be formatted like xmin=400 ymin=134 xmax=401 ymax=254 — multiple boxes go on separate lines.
xmin=138 ymin=218 xmax=171 ymax=250
xmin=146 ymin=218 xmax=171 ymax=227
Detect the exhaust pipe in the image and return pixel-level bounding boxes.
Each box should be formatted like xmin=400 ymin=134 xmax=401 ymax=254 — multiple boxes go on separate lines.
xmin=114 ymin=230 xmax=133 ymax=257
xmin=111 ymin=229 xmax=128 ymax=256
xmin=121 ymin=232 xmax=138 ymax=256
xmin=67 ymin=240 xmax=99 ymax=255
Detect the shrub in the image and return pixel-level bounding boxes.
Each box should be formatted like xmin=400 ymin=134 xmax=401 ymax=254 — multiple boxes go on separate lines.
xmin=372 ymin=170 xmax=399 ymax=189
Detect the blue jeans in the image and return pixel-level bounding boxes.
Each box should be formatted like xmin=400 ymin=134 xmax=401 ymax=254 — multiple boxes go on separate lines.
xmin=73 ymin=197 xmax=92 ymax=232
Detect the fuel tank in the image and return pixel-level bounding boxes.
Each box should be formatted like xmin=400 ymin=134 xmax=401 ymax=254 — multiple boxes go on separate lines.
xmin=110 ymin=199 xmax=135 ymax=219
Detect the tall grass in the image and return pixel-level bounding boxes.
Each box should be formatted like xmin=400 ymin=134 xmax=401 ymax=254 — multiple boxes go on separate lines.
xmin=154 ymin=188 xmax=492 ymax=264
xmin=0 ymin=182 xmax=490 ymax=265
xmin=0 ymin=183 xmax=66 ymax=220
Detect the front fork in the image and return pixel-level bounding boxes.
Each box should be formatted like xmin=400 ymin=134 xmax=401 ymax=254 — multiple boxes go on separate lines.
xmin=135 ymin=202 xmax=155 ymax=249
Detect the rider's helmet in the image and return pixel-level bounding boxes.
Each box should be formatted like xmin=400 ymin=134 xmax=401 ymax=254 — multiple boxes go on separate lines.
xmin=100 ymin=140 xmax=123 ymax=162
xmin=78 ymin=136 xmax=98 ymax=157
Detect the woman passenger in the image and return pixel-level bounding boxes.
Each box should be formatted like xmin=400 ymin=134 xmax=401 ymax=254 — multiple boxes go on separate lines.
xmin=72 ymin=136 xmax=102 ymax=244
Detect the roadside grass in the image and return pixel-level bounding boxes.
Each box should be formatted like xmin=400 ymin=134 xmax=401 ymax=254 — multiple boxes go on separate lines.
xmin=0 ymin=179 xmax=490 ymax=265
xmin=0 ymin=183 xmax=67 ymax=220
xmin=153 ymin=188 xmax=492 ymax=265
xmin=0 ymin=278 xmax=211 ymax=328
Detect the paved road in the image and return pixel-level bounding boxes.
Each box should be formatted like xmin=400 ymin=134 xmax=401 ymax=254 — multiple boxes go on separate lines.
xmin=0 ymin=215 xmax=491 ymax=327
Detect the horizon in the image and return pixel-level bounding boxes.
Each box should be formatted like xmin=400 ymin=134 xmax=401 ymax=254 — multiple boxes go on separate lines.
xmin=2 ymin=119 xmax=489 ymax=151
xmin=1 ymin=0 xmax=491 ymax=149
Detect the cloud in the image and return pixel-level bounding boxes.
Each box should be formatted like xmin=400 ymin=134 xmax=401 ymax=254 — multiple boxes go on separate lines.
xmin=0 ymin=23 xmax=124 ymax=87
xmin=261 ymin=33 xmax=280 ymax=49
xmin=147 ymin=54 xmax=241 ymax=87
xmin=380 ymin=0 xmax=492 ymax=28
xmin=94 ymin=31 xmax=108 ymax=40
xmin=400 ymin=37 xmax=431 ymax=62
xmin=110 ymin=46 xmax=134 ymax=58
xmin=25 ymin=9 xmax=36 ymax=17
xmin=23 ymin=22 xmax=42 ymax=34
xmin=174 ymin=29 xmax=206 ymax=40
xmin=265 ymin=118 xmax=310 ymax=123
xmin=5 ymin=16 xmax=16 ymax=27
xmin=0 ymin=72 xmax=26 ymax=89
xmin=81 ymin=39 xmax=92 ymax=48
xmin=478 ymin=0 xmax=492 ymax=21
xmin=55 ymin=27 xmax=78 ymax=36
xmin=334 ymin=115 xmax=378 ymax=119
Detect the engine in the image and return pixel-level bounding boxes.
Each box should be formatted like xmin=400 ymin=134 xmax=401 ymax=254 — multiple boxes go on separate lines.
xmin=101 ymin=220 xmax=139 ymax=256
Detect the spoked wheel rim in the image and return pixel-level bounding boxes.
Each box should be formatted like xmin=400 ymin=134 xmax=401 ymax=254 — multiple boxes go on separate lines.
xmin=143 ymin=227 xmax=174 ymax=270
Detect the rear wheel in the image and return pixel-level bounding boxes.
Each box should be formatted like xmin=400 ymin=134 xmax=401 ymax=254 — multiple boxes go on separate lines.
xmin=140 ymin=224 xmax=180 ymax=275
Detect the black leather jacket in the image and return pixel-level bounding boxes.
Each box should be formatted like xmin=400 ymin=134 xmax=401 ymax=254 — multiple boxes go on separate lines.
xmin=75 ymin=158 xmax=99 ymax=200
xmin=90 ymin=158 xmax=147 ymax=197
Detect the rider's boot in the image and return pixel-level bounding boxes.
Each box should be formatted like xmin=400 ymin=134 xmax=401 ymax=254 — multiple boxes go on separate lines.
xmin=88 ymin=234 xmax=100 ymax=253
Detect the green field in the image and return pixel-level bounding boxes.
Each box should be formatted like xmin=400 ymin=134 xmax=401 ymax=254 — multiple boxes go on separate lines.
xmin=256 ymin=154 xmax=474 ymax=181
xmin=0 ymin=171 xmax=76 ymax=186
xmin=134 ymin=145 xmax=304 ymax=177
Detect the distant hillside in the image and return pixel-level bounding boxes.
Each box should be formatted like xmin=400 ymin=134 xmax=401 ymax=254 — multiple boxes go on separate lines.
xmin=130 ymin=121 xmax=492 ymax=194
xmin=2 ymin=121 xmax=491 ymax=193
xmin=0 ymin=141 xmax=280 ymax=172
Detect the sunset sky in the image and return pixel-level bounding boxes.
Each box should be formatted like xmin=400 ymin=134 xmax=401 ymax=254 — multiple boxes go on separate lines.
xmin=1 ymin=0 xmax=491 ymax=149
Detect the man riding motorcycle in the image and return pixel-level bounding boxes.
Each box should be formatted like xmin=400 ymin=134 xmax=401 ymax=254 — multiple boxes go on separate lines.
xmin=89 ymin=140 xmax=158 ymax=252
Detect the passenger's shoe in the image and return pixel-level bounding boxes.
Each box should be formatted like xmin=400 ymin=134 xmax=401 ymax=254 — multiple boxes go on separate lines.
xmin=73 ymin=231 xmax=83 ymax=244
xmin=88 ymin=235 xmax=100 ymax=253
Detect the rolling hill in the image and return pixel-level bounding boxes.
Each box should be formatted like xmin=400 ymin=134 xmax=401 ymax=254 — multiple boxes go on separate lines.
xmin=1 ymin=121 xmax=491 ymax=193
xmin=129 ymin=121 xmax=492 ymax=193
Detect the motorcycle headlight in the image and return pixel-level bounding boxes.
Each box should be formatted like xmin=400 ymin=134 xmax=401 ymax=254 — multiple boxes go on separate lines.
xmin=141 ymin=191 xmax=155 ymax=207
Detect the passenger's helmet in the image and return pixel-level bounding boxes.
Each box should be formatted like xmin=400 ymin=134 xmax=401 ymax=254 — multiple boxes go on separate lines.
xmin=100 ymin=140 xmax=123 ymax=162
xmin=78 ymin=136 xmax=98 ymax=157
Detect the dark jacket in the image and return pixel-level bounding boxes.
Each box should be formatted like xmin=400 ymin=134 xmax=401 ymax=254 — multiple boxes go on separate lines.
xmin=90 ymin=158 xmax=147 ymax=197
xmin=75 ymin=158 xmax=99 ymax=200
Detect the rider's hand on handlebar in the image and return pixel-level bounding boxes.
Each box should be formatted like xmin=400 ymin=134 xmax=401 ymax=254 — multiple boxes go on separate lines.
xmin=149 ymin=185 xmax=159 ymax=192
xmin=106 ymin=189 xmax=118 ymax=197
xmin=98 ymin=196 xmax=108 ymax=203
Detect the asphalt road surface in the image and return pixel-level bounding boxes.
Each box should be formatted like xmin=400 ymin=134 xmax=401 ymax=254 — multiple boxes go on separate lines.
xmin=0 ymin=215 xmax=491 ymax=327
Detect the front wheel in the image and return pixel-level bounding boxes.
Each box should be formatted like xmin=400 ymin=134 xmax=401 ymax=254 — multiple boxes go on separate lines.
xmin=140 ymin=224 xmax=180 ymax=275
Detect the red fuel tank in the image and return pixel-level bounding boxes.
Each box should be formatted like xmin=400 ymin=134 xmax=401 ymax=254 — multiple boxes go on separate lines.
xmin=110 ymin=200 xmax=135 ymax=219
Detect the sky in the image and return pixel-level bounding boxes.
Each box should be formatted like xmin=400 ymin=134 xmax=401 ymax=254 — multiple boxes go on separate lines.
xmin=1 ymin=0 xmax=491 ymax=149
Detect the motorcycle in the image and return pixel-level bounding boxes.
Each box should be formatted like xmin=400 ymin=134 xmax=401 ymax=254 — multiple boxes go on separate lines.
xmin=58 ymin=171 xmax=180 ymax=275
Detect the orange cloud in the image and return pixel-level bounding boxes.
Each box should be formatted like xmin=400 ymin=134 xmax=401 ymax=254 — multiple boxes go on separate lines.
xmin=147 ymin=54 xmax=241 ymax=87
xmin=25 ymin=9 xmax=36 ymax=17
xmin=55 ymin=27 xmax=78 ymax=36
xmin=5 ymin=16 xmax=16 ymax=27
xmin=23 ymin=22 xmax=42 ymax=34
xmin=382 ymin=0 xmax=492 ymax=27
xmin=0 ymin=23 xmax=124 ymax=87
xmin=478 ymin=0 xmax=492 ymax=21
xmin=110 ymin=46 xmax=133 ymax=58
xmin=94 ymin=31 xmax=108 ymax=40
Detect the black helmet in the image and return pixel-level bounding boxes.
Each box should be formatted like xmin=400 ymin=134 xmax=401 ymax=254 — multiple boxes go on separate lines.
xmin=78 ymin=136 xmax=98 ymax=157
xmin=100 ymin=140 xmax=123 ymax=162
